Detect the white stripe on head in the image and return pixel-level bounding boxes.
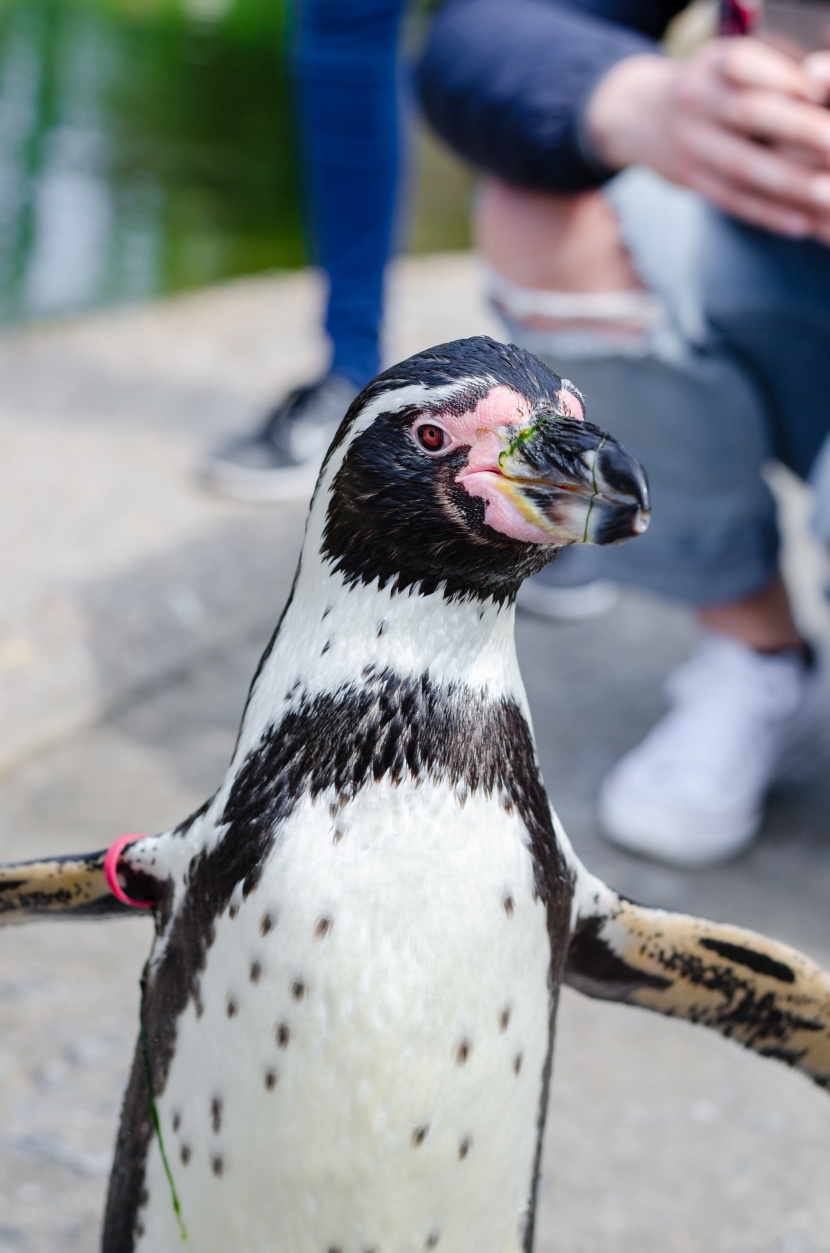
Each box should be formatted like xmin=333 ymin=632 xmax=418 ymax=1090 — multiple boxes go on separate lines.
xmin=312 ymin=377 xmax=495 ymax=527
xmin=286 ymin=375 xmax=498 ymax=603
xmin=224 ymin=374 xmax=532 ymax=781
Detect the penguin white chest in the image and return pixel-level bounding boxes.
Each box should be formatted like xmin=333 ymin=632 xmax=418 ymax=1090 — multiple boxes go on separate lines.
xmin=137 ymin=779 xmax=554 ymax=1253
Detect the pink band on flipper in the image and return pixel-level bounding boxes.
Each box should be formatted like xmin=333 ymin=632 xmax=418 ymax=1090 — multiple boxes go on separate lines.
xmin=104 ymin=834 xmax=153 ymax=908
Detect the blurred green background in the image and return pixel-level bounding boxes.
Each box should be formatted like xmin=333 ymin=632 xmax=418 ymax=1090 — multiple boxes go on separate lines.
xmin=0 ymin=0 xmax=471 ymax=326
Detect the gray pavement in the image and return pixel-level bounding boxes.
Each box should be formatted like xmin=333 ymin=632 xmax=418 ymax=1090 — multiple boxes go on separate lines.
xmin=0 ymin=256 xmax=497 ymax=772
xmin=1 ymin=256 xmax=829 ymax=1251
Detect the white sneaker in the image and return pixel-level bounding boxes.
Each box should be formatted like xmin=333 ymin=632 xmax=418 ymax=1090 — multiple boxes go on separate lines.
xmin=598 ymin=632 xmax=825 ymax=867
xmin=517 ymin=548 xmax=618 ymax=622
xmin=517 ymin=576 xmax=618 ymax=621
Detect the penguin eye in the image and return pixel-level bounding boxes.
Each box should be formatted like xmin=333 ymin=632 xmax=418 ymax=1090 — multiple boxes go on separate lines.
xmin=415 ymin=423 xmax=448 ymax=453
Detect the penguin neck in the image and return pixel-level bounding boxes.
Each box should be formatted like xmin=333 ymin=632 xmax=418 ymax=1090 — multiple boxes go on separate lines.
xmin=234 ymin=548 xmax=529 ymax=765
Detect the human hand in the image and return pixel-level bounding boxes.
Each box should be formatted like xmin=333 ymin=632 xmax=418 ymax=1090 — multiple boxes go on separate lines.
xmin=585 ymin=40 xmax=830 ymax=242
xmin=803 ymin=50 xmax=830 ymax=105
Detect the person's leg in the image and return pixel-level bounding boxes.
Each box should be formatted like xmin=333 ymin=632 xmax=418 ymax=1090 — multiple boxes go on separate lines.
xmin=476 ymin=172 xmax=825 ymax=866
xmin=702 ymin=215 xmax=830 ymax=483
xmin=812 ymin=434 xmax=830 ymax=584
xmin=295 ymin=0 xmax=407 ymax=389
xmin=477 ymin=173 xmax=785 ymax=611
xmin=698 ymin=576 xmax=803 ymax=651
xmin=477 ymin=180 xmax=644 ymax=302
xmin=204 ymin=0 xmax=406 ymax=503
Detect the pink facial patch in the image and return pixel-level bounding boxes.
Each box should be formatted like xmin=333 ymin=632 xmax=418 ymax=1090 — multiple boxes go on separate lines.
xmin=408 ymin=384 xmax=530 ymax=464
xmin=463 ymin=472 xmax=559 ymax=544
xmin=409 ymin=383 xmax=580 ymax=470
xmin=557 ymin=384 xmax=585 ymax=422
xmin=408 ymin=382 xmax=585 ymax=545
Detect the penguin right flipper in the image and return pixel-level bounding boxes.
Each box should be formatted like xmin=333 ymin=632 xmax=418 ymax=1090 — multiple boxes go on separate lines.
xmin=565 ymin=873 xmax=830 ymax=1092
xmin=0 ymin=849 xmax=156 ymax=924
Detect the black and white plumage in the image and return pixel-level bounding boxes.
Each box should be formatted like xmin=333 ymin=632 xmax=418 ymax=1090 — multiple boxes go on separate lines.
xmin=1 ymin=337 xmax=828 ymax=1253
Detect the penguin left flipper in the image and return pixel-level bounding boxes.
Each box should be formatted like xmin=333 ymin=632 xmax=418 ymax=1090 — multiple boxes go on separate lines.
xmin=565 ymin=871 xmax=830 ymax=1092
xmin=0 ymin=849 xmax=158 ymax=924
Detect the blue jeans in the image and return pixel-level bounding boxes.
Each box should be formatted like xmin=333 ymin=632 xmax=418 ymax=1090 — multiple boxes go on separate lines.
xmin=292 ymin=0 xmax=407 ymax=389
xmin=507 ymin=169 xmax=830 ymax=606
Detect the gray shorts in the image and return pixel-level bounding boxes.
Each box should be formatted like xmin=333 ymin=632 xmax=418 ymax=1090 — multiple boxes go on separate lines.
xmin=501 ymin=169 xmax=830 ymax=606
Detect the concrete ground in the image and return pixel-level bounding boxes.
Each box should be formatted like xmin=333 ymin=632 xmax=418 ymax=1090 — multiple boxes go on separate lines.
xmin=1 ymin=256 xmax=829 ymax=1252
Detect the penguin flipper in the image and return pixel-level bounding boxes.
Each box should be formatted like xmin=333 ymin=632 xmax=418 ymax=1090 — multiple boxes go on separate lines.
xmin=564 ymin=877 xmax=830 ymax=1092
xmin=0 ymin=851 xmax=137 ymax=923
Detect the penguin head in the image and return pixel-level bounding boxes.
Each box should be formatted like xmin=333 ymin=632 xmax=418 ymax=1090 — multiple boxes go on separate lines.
xmin=318 ymin=336 xmax=649 ymax=603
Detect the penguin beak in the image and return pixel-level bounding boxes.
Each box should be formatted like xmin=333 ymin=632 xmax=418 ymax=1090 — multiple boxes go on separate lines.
xmin=496 ymin=412 xmax=650 ymax=546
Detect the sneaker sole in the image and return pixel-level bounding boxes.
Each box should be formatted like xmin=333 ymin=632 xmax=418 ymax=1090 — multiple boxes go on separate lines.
xmin=516 ymin=578 xmax=619 ymax=622
xmin=597 ymin=780 xmax=762 ymax=869
xmin=598 ymin=707 xmax=825 ymax=869
xmin=200 ymin=458 xmax=323 ymax=504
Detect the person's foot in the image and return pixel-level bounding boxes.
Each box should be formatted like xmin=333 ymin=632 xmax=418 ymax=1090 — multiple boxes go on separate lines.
xmin=517 ymin=549 xmax=618 ymax=621
xmin=517 ymin=572 xmax=618 ymax=621
xmin=203 ymin=374 xmax=358 ymax=503
xmin=598 ymin=632 xmax=825 ymax=867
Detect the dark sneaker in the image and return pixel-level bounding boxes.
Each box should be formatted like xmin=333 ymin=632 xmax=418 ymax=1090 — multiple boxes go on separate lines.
xmin=203 ymin=374 xmax=358 ymax=502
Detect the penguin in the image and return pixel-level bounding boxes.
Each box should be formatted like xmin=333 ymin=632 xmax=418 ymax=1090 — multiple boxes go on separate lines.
xmin=0 ymin=336 xmax=828 ymax=1253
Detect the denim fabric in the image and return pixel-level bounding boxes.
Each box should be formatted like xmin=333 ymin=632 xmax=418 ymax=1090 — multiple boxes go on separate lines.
xmin=292 ymin=0 xmax=407 ymax=388
xmin=812 ymin=435 xmax=830 ymax=546
xmin=417 ymin=0 xmax=683 ymax=193
xmin=701 ymin=211 xmax=830 ymax=480
xmin=507 ymin=170 xmax=830 ymax=606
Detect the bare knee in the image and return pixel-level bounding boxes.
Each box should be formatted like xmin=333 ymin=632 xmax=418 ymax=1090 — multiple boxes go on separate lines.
xmin=475 ymin=178 xmax=644 ymax=293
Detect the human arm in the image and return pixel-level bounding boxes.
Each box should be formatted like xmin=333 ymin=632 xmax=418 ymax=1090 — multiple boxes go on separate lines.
xmin=417 ymin=0 xmax=686 ymax=192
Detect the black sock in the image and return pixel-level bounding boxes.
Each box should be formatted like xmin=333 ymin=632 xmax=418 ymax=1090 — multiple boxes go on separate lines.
xmin=754 ymin=640 xmax=815 ymax=670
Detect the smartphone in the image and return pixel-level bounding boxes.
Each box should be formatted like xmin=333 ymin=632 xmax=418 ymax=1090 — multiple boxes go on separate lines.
xmin=719 ymin=0 xmax=763 ymax=35
xmin=720 ymin=0 xmax=830 ymax=52
xmin=763 ymin=1 xmax=830 ymax=54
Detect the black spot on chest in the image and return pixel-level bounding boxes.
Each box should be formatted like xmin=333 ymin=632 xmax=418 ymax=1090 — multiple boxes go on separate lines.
xmin=109 ymin=671 xmax=573 ymax=1253
xmin=221 ymin=671 xmax=569 ymax=894
xmin=455 ymin=1039 xmax=471 ymax=1065
xmin=156 ymin=672 xmax=574 ymax=1044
